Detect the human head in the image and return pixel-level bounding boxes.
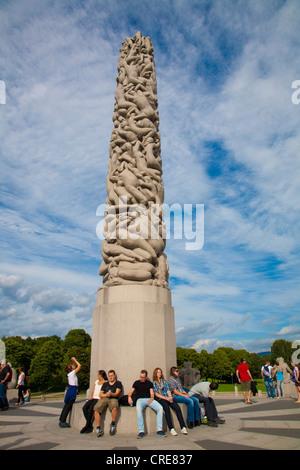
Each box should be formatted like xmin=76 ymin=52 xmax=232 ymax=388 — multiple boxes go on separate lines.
xmin=139 ymin=370 xmax=148 ymax=381
xmin=209 ymin=382 xmax=219 ymax=391
xmin=98 ymin=370 xmax=107 ymax=380
xmin=65 ymin=363 xmax=74 ymax=374
xmin=108 ymin=370 xmax=116 ymax=382
xmin=153 ymin=367 xmax=163 ymax=382
xmin=170 ymin=366 xmax=179 ymax=377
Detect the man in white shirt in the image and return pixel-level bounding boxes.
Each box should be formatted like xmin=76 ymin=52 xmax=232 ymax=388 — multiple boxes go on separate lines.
xmin=188 ymin=381 xmax=225 ymax=427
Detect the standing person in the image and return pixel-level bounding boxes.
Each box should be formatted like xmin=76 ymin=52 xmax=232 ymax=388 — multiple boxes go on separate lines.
xmin=273 ymin=361 xmax=285 ymax=399
xmin=80 ymin=370 xmax=107 ymax=434
xmin=236 ymin=358 xmax=254 ymax=404
xmin=127 ymin=370 xmax=166 ymax=439
xmin=93 ymin=370 xmax=122 ymax=437
xmin=188 ymin=381 xmax=225 ymax=427
xmin=168 ymin=366 xmax=201 ymax=429
xmin=291 ymin=362 xmax=300 ymax=403
xmin=59 ymin=357 xmax=81 ymax=428
xmin=16 ymin=367 xmax=26 ymax=405
xmin=0 ymin=359 xmax=12 ymax=411
xmin=261 ymin=360 xmax=276 ymax=398
xmin=152 ymin=367 xmax=188 ymax=436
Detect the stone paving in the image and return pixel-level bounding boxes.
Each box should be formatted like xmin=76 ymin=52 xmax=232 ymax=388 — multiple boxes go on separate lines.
xmin=0 ymin=396 xmax=299 ymax=451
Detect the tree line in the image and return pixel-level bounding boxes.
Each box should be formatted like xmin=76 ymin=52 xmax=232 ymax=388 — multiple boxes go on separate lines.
xmin=1 ymin=330 xmax=294 ymax=392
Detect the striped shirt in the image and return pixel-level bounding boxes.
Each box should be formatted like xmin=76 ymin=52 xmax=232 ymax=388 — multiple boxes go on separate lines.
xmin=168 ymin=376 xmax=184 ymax=396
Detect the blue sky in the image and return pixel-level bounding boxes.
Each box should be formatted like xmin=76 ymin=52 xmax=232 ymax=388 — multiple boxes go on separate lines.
xmin=0 ymin=0 xmax=300 ymax=353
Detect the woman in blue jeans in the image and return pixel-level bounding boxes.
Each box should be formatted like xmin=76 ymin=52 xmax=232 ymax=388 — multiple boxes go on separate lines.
xmin=168 ymin=366 xmax=201 ymax=429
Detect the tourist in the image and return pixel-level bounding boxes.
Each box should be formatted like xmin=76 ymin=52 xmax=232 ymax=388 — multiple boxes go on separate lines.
xmin=127 ymin=370 xmax=166 ymax=438
xmin=291 ymin=362 xmax=300 ymax=403
xmin=261 ymin=360 xmax=276 ymax=398
xmin=16 ymin=367 xmax=26 ymax=405
xmin=168 ymin=366 xmax=201 ymax=429
xmin=59 ymin=357 xmax=81 ymax=428
xmin=80 ymin=370 xmax=107 ymax=434
xmin=0 ymin=359 xmax=12 ymax=411
xmin=23 ymin=388 xmax=31 ymax=403
xmin=152 ymin=367 xmax=188 ymax=436
xmin=188 ymin=381 xmax=225 ymax=427
xmin=273 ymin=361 xmax=285 ymax=398
xmin=93 ymin=370 xmax=122 ymax=437
xmin=236 ymin=358 xmax=254 ymax=404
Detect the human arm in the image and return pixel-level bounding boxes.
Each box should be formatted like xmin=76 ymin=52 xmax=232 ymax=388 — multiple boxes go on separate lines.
xmin=127 ymin=387 xmax=135 ymax=405
xmin=71 ymin=357 xmax=81 ymax=374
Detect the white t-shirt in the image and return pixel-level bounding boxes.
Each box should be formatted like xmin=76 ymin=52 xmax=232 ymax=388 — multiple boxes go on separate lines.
xmin=68 ymin=369 xmax=78 ymax=387
xmin=189 ymin=381 xmax=210 ymax=398
xmin=92 ymin=380 xmax=104 ymax=399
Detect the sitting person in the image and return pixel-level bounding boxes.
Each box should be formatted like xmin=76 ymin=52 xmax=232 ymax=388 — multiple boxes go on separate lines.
xmin=127 ymin=370 xmax=166 ymax=438
xmin=188 ymin=381 xmax=225 ymax=427
xmin=152 ymin=367 xmax=188 ymax=436
xmin=168 ymin=366 xmax=201 ymax=428
xmin=93 ymin=370 xmax=122 ymax=437
xmin=80 ymin=370 xmax=107 ymax=434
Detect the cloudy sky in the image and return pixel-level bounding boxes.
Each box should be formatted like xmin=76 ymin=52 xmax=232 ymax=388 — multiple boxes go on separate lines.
xmin=1 ymin=0 xmax=299 ymax=353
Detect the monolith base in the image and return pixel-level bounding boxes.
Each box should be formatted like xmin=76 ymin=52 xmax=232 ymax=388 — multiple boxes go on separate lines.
xmin=89 ymin=284 xmax=176 ymax=394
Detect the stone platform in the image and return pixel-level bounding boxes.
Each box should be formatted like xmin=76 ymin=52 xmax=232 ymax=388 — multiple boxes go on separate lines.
xmin=70 ymin=399 xmax=188 ymax=434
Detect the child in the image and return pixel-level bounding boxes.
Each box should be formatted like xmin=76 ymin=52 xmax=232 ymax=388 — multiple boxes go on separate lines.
xmin=59 ymin=357 xmax=81 ymax=428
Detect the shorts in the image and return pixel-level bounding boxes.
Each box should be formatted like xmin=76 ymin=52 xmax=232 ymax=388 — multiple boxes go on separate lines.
xmin=240 ymin=381 xmax=251 ymax=392
xmin=93 ymin=398 xmax=119 ymax=414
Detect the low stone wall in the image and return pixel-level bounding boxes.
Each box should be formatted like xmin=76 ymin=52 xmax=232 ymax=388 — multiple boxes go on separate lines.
xmin=70 ymin=400 xmax=189 ymax=435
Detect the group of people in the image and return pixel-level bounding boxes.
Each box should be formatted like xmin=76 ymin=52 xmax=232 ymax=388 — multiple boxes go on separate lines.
xmin=236 ymin=358 xmax=300 ymax=404
xmin=59 ymin=360 xmax=225 ymax=439
xmin=0 ymin=360 xmax=31 ymax=411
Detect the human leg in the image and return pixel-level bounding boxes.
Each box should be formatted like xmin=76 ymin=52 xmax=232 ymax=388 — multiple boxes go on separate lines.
xmin=59 ymin=400 xmax=75 ymax=426
xmin=169 ymin=400 xmax=186 ymax=429
xmin=158 ymin=399 xmax=173 ymax=430
xmin=148 ymin=399 xmax=164 ymax=431
xmin=0 ymin=383 xmax=9 ymax=409
xmin=136 ymin=398 xmax=148 ymax=433
xmin=174 ymin=395 xmax=196 ymax=424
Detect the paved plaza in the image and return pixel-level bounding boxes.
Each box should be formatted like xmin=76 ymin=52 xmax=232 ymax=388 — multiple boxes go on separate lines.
xmin=0 ymin=395 xmax=299 ymax=451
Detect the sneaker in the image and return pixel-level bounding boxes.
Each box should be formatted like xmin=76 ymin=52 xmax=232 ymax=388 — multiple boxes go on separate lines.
xmin=97 ymin=428 xmax=104 ymax=437
xmin=170 ymin=428 xmax=177 ymax=436
xmin=187 ymin=421 xmax=194 ymax=429
xmin=181 ymin=427 xmax=188 ymax=434
xmin=215 ymin=417 xmax=225 ymax=424
xmin=110 ymin=423 xmax=116 ymax=435
xmin=59 ymin=422 xmax=70 ymax=428
xmin=137 ymin=432 xmax=145 ymax=439
xmin=156 ymin=430 xmax=167 ymax=437
xmin=194 ymin=420 xmax=201 ymax=426
xmin=207 ymin=420 xmax=218 ymax=427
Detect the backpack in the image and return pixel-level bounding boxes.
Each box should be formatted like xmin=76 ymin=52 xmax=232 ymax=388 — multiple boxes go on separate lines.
xmin=263 ymin=365 xmax=271 ymax=378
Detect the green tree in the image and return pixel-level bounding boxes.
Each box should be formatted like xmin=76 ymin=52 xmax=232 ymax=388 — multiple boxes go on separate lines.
xmin=28 ymin=340 xmax=63 ymax=392
xmin=63 ymin=329 xmax=91 ymax=352
xmin=271 ymin=339 xmax=293 ymax=364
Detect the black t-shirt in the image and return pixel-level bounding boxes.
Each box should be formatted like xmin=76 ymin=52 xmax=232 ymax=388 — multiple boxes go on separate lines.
xmin=132 ymin=379 xmax=153 ymax=399
xmin=0 ymin=364 xmax=11 ymax=383
xmin=101 ymin=380 xmax=122 ymax=397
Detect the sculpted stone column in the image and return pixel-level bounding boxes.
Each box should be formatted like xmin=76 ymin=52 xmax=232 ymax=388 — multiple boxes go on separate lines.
xmin=99 ymin=31 xmax=169 ymax=289
xmin=89 ymin=32 xmax=176 ymax=405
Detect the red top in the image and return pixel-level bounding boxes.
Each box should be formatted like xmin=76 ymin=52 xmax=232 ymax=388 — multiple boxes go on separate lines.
xmin=237 ymin=363 xmax=250 ymax=381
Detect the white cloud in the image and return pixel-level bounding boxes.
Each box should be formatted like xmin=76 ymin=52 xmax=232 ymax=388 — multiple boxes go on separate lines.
xmin=0 ymin=0 xmax=299 ymax=350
